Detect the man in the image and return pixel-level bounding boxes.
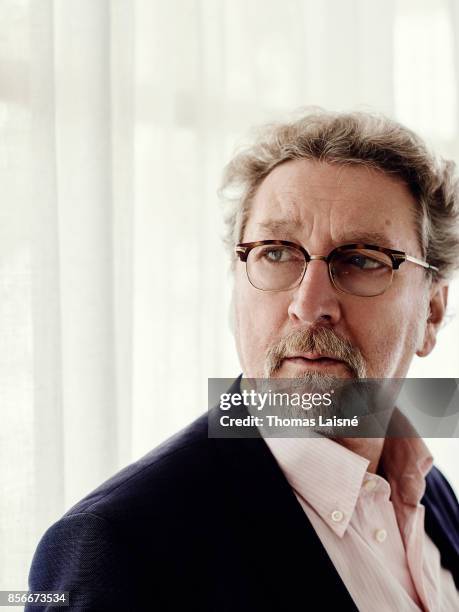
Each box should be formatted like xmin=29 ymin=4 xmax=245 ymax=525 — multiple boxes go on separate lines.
xmin=28 ymin=111 xmax=459 ymax=610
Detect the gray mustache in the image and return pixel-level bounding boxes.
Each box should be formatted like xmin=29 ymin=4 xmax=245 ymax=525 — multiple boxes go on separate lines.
xmin=264 ymin=326 xmax=367 ymax=378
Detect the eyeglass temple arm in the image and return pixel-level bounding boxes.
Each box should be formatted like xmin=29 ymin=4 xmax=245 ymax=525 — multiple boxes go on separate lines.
xmin=404 ymin=254 xmax=439 ymax=271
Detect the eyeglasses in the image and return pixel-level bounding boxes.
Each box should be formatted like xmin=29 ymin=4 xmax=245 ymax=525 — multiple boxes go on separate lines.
xmin=235 ymin=240 xmax=439 ymax=297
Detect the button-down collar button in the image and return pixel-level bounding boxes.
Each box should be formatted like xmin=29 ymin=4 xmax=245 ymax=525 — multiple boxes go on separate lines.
xmin=375 ymin=528 xmax=387 ymax=543
xmin=331 ymin=510 xmax=344 ymax=523
xmin=364 ymin=479 xmax=377 ymax=492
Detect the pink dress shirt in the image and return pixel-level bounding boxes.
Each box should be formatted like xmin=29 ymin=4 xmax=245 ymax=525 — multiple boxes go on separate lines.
xmin=265 ymin=435 xmax=459 ymax=611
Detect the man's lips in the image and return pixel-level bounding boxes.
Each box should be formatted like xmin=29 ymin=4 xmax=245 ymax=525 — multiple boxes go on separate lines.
xmin=287 ymin=353 xmax=340 ymax=361
xmin=282 ymin=354 xmax=348 ymax=369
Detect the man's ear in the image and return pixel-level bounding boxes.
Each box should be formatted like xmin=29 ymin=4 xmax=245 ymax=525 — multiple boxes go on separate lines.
xmin=416 ymin=282 xmax=449 ymax=358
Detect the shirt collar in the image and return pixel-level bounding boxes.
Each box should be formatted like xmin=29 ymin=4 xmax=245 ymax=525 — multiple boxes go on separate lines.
xmin=380 ymin=409 xmax=433 ymax=506
xmin=265 ymin=424 xmax=433 ymax=537
xmin=265 ymin=435 xmax=369 ymax=537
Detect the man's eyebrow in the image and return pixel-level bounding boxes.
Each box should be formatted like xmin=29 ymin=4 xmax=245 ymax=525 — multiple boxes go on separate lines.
xmin=256 ymin=222 xmax=396 ymax=249
xmin=256 ymin=219 xmax=301 ymax=234
xmin=334 ymin=231 xmax=396 ymax=248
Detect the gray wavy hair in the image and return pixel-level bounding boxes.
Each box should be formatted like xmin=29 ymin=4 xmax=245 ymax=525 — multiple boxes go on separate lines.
xmin=219 ymin=109 xmax=459 ymax=280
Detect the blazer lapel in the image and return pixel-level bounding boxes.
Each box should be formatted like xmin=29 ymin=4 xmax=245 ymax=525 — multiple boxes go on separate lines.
xmin=211 ymin=400 xmax=357 ymax=610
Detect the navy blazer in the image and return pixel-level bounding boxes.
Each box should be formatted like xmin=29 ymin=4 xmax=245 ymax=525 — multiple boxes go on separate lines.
xmin=28 ymin=390 xmax=459 ymax=611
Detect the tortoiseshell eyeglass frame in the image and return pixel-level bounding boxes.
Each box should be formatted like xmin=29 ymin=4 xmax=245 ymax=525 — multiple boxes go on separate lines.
xmin=235 ymin=240 xmax=439 ymax=296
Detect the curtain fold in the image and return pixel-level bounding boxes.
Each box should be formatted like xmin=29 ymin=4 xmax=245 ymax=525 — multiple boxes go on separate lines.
xmin=53 ymin=0 xmax=118 ymax=506
xmin=30 ymin=0 xmax=64 ymax=544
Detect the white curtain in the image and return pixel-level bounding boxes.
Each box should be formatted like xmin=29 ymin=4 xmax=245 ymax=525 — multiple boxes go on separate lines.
xmin=1 ymin=0 xmax=458 ymax=592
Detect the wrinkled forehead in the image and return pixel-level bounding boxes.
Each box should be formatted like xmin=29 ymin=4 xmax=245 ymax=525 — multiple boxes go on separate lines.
xmin=243 ymin=160 xmax=421 ymax=252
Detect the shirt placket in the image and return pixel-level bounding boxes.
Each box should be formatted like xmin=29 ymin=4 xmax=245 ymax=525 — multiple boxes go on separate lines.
xmin=403 ymin=504 xmax=436 ymax=612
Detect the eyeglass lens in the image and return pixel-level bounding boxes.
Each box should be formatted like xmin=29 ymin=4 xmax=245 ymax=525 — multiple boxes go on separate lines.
xmin=246 ymin=244 xmax=394 ymax=297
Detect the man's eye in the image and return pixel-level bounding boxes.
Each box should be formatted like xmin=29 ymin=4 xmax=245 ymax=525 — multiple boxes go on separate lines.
xmin=345 ymin=254 xmax=384 ymax=269
xmin=262 ymin=248 xmax=290 ymax=263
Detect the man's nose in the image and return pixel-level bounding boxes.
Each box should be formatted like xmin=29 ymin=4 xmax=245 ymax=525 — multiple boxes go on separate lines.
xmin=287 ymin=258 xmax=342 ymax=326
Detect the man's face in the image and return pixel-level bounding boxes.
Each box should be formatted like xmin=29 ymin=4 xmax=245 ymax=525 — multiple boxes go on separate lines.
xmin=233 ymin=159 xmax=440 ymax=380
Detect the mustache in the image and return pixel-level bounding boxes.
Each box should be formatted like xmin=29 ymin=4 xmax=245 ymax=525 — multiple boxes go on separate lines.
xmin=264 ymin=326 xmax=367 ymax=378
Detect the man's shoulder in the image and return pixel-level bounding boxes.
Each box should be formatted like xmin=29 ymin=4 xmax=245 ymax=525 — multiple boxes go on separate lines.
xmin=67 ymin=411 xmax=214 ymax=522
xmin=27 ymin=413 xmax=221 ymax=609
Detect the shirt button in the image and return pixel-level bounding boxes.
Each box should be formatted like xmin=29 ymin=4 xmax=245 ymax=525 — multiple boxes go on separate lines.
xmin=375 ymin=528 xmax=387 ymax=543
xmin=364 ymin=479 xmax=377 ymax=492
xmin=331 ymin=510 xmax=344 ymax=523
